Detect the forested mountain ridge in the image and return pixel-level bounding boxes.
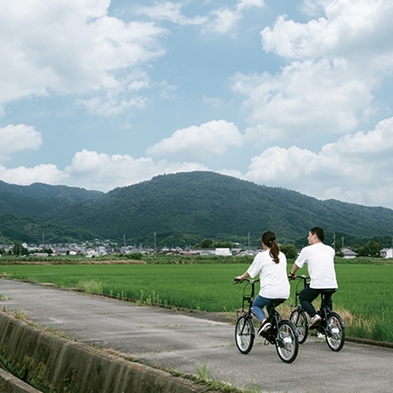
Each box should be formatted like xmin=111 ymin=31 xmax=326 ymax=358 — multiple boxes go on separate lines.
xmin=1 ymin=171 xmax=393 ymax=246
xmin=45 ymin=172 xmax=393 ymax=245
xmin=0 ymin=181 xmax=103 ymax=217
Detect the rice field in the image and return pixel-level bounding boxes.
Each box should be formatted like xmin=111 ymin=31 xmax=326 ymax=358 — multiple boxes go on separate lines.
xmin=0 ymin=262 xmax=392 ymax=342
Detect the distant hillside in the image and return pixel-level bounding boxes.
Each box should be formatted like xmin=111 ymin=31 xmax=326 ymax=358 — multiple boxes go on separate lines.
xmin=0 ymin=181 xmax=103 ymax=244
xmin=0 ymin=181 xmax=103 ymax=217
xmin=35 ymin=171 xmax=393 ymax=246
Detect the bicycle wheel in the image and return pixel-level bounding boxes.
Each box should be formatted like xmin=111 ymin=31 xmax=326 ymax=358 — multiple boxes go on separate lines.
xmin=325 ymin=312 xmax=345 ymax=352
xmin=235 ymin=315 xmax=255 ymax=354
xmin=275 ymin=320 xmax=299 ymax=363
xmin=290 ymin=309 xmax=308 ymax=344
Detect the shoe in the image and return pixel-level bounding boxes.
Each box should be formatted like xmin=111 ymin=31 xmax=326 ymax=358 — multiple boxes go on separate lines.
xmin=309 ymin=314 xmax=321 ymax=329
xmin=257 ymin=322 xmax=272 ymax=336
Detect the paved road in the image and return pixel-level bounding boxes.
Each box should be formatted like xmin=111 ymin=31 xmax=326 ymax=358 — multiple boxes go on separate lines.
xmin=1 ymin=279 xmax=392 ymax=393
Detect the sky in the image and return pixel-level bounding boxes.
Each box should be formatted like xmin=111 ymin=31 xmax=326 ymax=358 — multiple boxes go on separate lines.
xmin=1 ymin=0 xmax=393 ymax=209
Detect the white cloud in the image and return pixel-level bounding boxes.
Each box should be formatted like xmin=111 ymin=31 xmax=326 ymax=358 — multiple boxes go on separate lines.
xmin=62 ymin=150 xmax=208 ymax=191
xmin=79 ymin=95 xmax=148 ymax=116
xmin=261 ymin=0 xmax=393 ymax=66
xmin=244 ymin=117 xmax=393 ymax=207
xmin=0 ymin=124 xmax=42 ymax=161
xmin=147 ymin=120 xmax=243 ymax=163
xmin=0 ymin=0 xmax=167 ymax=113
xmin=203 ymin=95 xmax=223 ymax=107
xmin=134 ymin=2 xmax=208 ymax=26
xmin=202 ymin=0 xmax=265 ymax=35
xmin=232 ymin=0 xmax=393 ymax=143
xmin=0 ymin=149 xmax=209 ymax=192
xmin=0 ymin=164 xmax=63 ymax=186
xmin=203 ymin=8 xmax=240 ymax=35
xmin=233 ymin=59 xmax=373 ymax=141
xmin=135 ymin=1 xmax=264 ymax=35
xmin=237 ymin=0 xmax=265 ymax=12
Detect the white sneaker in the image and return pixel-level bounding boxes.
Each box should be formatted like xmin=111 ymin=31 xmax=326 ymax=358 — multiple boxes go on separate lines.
xmin=257 ymin=322 xmax=272 ymax=336
xmin=309 ymin=314 xmax=321 ymax=328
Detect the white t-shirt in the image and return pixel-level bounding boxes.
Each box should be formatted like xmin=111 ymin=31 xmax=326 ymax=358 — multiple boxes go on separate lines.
xmin=295 ymin=243 xmax=338 ymax=289
xmin=247 ymin=250 xmax=290 ymax=299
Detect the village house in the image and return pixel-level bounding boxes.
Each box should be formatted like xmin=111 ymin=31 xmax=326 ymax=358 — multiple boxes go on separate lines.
xmin=341 ymin=248 xmax=358 ymax=259
xmin=379 ymin=248 xmax=393 ymax=258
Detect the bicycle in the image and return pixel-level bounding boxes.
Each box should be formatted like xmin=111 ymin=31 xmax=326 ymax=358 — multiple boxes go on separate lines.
xmin=289 ymin=275 xmax=345 ymax=351
xmin=234 ymin=278 xmax=299 ymax=363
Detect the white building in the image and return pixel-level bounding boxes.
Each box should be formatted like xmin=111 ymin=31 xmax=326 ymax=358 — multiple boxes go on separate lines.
xmin=215 ymin=248 xmax=232 ymax=256
xmin=341 ymin=248 xmax=358 ymax=259
xmin=380 ymin=248 xmax=393 ymax=258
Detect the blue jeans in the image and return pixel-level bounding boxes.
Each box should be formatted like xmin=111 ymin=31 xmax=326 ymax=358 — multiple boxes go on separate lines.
xmin=300 ymin=286 xmax=334 ymax=318
xmin=252 ymin=295 xmax=274 ymax=322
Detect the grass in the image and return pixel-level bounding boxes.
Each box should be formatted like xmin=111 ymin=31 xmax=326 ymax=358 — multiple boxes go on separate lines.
xmin=0 ymin=260 xmax=392 ymax=342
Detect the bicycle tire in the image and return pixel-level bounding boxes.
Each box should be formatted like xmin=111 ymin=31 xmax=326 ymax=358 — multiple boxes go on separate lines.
xmin=235 ymin=315 xmax=255 ymax=354
xmin=275 ymin=320 xmax=299 ymax=363
xmin=290 ymin=308 xmax=308 ymax=344
xmin=325 ymin=312 xmax=345 ymax=352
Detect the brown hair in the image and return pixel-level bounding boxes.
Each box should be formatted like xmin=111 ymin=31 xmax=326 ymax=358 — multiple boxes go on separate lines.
xmin=261 ymin=231 xmax=280 ymax=263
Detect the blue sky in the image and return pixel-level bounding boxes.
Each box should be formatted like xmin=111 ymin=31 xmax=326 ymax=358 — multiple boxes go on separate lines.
xmin=1 ymin=0 xmax=393 ymax=209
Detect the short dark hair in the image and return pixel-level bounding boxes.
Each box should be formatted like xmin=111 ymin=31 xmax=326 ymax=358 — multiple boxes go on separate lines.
xmin=310 ymin=227 xmax=324 ymax=242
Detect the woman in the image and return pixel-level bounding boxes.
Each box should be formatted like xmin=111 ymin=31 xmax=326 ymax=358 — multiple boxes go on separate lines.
xmin=235 ymin=231 xmax=290 ymax=335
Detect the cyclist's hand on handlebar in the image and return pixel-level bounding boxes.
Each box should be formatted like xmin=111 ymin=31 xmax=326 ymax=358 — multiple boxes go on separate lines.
xmin=288 ymin=273 xmax=296 ymax=281
xmin=234 ymin=276 xmax=243 ymax=283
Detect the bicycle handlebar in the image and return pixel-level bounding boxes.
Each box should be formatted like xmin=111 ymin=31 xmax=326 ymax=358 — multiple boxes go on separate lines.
xmin=233 ymin=278 xmax=260 ymax=284
xmin=288 ymin=274 xmax=310 ymax=281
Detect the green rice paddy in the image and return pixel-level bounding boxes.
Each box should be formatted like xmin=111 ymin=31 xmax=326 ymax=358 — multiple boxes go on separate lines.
xmin=1 ymin=261 xmax=392 ymax=342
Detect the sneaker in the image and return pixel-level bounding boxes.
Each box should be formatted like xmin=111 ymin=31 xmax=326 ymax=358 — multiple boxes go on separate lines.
xmin=309 ymin=314 xmax=322 ymax=329
xmin=257 ymin=322 xmax=272 ymax=336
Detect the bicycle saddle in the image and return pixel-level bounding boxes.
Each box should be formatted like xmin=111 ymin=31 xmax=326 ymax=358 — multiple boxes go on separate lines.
xmin=272 ymin=299 xmax=286 ymax=307
xmin=320 ymin=289 xmax=337 ymax=295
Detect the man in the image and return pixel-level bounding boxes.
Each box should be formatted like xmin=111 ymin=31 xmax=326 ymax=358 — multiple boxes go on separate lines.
xmin=289 ymin=227 xmax=337 ymax=328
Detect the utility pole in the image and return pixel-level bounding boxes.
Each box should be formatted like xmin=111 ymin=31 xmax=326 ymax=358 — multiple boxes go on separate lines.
xmin=154 ymin=232 xmax=157 ymax=254
xmin=248 ymin=232 xmax=250 ymax=250
xmin=332 ymin=234 xmax=336 ymax=250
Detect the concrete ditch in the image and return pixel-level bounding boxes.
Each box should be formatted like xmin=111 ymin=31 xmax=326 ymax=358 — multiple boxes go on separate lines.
xmin=0 ymin=312 xmax=214 ymax=393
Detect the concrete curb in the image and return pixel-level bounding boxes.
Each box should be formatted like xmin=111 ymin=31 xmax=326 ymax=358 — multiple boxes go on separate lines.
xmin=0 ymin=368 xmax=42 ymax=393
xmin=0 ymin=312 xmax=215 ymax=393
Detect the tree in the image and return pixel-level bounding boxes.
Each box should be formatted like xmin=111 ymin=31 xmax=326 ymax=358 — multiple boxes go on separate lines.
xmin=280 ymin=244 xmax=298 ymax=259
xmin=12 ymin=243 xmax=29 ymax=256
xmin=200 ymin=238 xmax=214 ymax=249
xmin=214 ymin=241 xmax=234 ymax=248
xmin=358 ymin=240 xmax=381 ymax=257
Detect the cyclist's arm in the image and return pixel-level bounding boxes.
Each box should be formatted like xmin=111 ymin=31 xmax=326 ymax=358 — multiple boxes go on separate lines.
xmin=289 ymin=264 xmax=300 ymax=278
xmin=235 ymin=272 xmax=250 ymax=282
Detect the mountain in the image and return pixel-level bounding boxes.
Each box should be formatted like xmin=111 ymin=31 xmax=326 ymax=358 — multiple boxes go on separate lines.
xmin=0 ymin=181 xmax=103 ymax=217
xmin=1 ymin=171 xmax=393 ymax=246
xmin=45 ymin=171 xmax=393 ymax=246
xmin=0 ymin=181 xmax=103 ymax=244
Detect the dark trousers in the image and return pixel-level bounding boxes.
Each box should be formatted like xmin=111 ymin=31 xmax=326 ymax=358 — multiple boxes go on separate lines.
xmin=299 ymin=286 xmax=333 ymax=318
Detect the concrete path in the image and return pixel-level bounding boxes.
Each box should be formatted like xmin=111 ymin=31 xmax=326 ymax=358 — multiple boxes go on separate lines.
xmin=1 ymin=279 xmax=392 ymax=393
